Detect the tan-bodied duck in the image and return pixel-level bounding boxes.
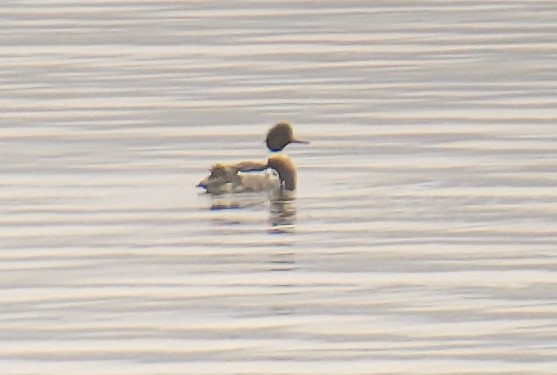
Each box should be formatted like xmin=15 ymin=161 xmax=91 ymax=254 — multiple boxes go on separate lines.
xmin=197 ymin=122 xmax=307 ymax=196
xmin=197 ymin=154 xmax=297 ymax=198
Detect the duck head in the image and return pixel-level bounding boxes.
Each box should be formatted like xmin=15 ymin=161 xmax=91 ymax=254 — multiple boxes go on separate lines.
xmin=196 ymin=163 xmax=241 ymax=194
xmin=265 ymin=122 xmax=309 ymax=152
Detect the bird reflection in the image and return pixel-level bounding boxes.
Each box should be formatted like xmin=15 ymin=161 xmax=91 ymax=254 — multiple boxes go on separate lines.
xmin=268 ymin=198 xmax=296 ymax=233
xmin=206 ymin=193 xmax=297 ymax=234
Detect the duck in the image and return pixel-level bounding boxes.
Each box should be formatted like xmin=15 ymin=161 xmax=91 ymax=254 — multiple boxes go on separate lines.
xmin=197 ymin=122 xmax=307 ymax=196
xmin=197 ymin=154 xmax=298 ymax=197
xmin=196 ymin=161 xmax=276 ymax=195
xmin=265 ymin=121 xmax=309 ymax=152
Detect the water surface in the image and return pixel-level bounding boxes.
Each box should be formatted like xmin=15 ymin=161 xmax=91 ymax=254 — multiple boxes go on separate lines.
xmin=1 ymin=1 xmax=557 ymax=374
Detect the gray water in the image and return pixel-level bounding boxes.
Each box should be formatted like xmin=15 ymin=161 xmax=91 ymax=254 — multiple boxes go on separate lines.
xmin=1 ymin=1 xmax=557 ymax=374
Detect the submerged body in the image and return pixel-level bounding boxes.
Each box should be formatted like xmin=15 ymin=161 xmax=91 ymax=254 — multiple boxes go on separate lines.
xmin=197 ymin=164 xmax=279 ymax=194
xmin=197 ymin=154 xmax=297 ymax=199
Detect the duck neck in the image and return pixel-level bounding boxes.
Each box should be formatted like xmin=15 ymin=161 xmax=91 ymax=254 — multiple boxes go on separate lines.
xmin=276 ymin=166 xmax=296 ymax=191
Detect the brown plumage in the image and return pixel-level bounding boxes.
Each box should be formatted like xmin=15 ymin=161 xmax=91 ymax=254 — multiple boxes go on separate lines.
xmin=265 ymin=122 xmax=309 ymax=152
xmin=197 ymin=122 xmax=306 ymax=195
xmin=197 ymin=155 xmax=297 ymax=195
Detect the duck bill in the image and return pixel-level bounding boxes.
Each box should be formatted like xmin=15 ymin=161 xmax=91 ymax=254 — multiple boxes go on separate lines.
xmin=196 ymin=177 xmax=209 ymax=189
xmin=292 ymin=138 xmax=310 ymax=145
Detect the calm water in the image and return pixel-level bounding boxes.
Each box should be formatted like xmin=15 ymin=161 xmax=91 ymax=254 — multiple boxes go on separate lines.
xmin=1 ymin=1 xmax=557 ymax=374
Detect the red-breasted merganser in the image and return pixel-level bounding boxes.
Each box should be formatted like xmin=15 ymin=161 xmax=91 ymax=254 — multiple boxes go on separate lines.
xmin=197 ymin=154 xmax=297 ymax=197
xmin=197 ymin=122 xmax=307 ymax=196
